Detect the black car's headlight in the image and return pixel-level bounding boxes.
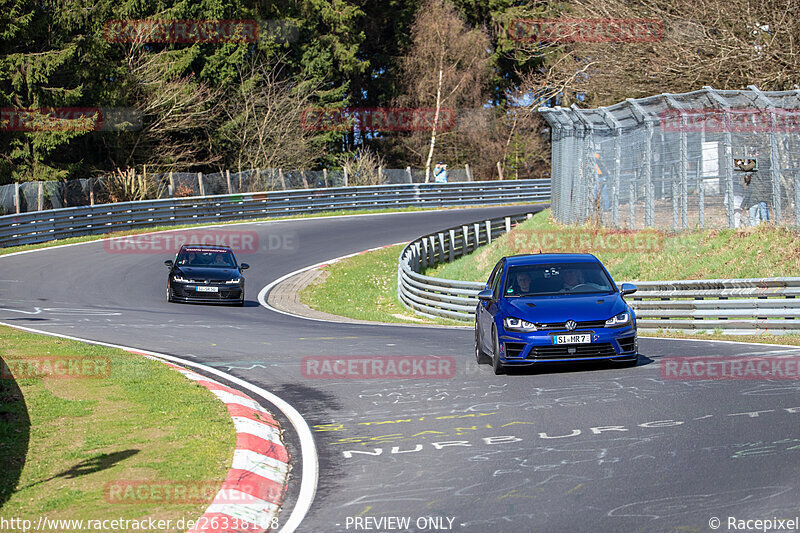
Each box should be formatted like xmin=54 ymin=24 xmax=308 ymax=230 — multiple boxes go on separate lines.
xmin=173 ymin=276 xmax=192 ymax=283
xmin=225 ymin=278 xmax=243 ymax=284
xmin=504 ymin=317 xmax=538 ymax=332
xmin=605 ymin=312 xmax=632 ymax=327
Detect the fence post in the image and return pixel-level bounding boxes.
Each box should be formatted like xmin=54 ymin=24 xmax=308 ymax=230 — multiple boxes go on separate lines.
xmin=485 ymin=220 xmax=492 ymax=244
xmin=795 ymin=174 xmax=800 ymax=228
xmin=14 ymin=182 xmax=20 ymax=214
xmin=679 ymin=121 xmax=688 ymax=229
xmin=278 ymin=168 xmax=286 ymax=189
xmin=226 ymin=169 xmax=232 ymax=194
xmin=612 ymin=129 xmax=621 ymax=227
xmin=461 ymin=225 xmax=469 ymax=256
xmin=644 ymin=122 xmax=654 ymax=227
xmin=465 ymin=163 xmax=472 ymax=181
xmin=496 ymin=161 xmax=504 ymax=180
xmin=698 ymin=170 xmax=705 ymax=228
xmin=473 ymin=222 xmax=481 ymax=251
xmin=89 ymin=179 xmax=95 ymax=206
xmin=301 ymin=170 xmax=309 ymax=189
xmin=169 ymin=171 xmax=174 ymax=196
xmin=378 ymin=165 xmax=383 ymax=184
xmin=344 ymin=167 xmax=348 ymax=187
xmin=448 ymin=229 xmax=455 ymax=262
xmin=198 ymin=172 xmax=205 ymax=196
xmin=405 ymin=166 xmax=412 ymax=183
xmin=323 ymin=168 xmax=328 ymax=187
xmin=437 ymin=232 xmax=445 ymax=263
xmin=37 ymin=181 xmax=43 ymax=211
xmin=505 ymin=216 xmax=511 ymax=233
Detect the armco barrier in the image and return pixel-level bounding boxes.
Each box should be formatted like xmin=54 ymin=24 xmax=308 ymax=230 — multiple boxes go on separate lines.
xmin=398 ymin=218 xmax=800 ymax=334
xmin=0 ymin=180 xmax=550 ymax=248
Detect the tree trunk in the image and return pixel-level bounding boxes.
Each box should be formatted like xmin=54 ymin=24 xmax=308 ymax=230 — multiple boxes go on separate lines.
xmin=425 ymin=68 xmax=444 ymax=183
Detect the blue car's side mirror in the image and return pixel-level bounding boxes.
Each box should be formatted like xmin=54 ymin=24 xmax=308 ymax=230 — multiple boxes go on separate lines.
xmin=478 ymin=289 xmax=494 ymax=301
xmin=620 ymin=283 xmax=638 ymax=296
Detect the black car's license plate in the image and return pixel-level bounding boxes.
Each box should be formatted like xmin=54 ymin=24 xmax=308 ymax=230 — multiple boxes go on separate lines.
xmin=195 ymin=286 xmax=219 ymax=293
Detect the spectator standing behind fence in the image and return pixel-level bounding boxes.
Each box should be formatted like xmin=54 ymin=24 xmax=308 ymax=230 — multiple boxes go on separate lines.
xmin=742 ymin=171 xmax=770 ymax=225
xmin=433 ymin=162 xmax=447 ymax=183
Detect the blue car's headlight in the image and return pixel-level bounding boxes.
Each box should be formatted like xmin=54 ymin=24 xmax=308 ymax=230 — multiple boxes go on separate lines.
xmin=504 ymin=317 xmax=538 ymax=332
xmin=605 ymin=312 xmax=632 ymax=327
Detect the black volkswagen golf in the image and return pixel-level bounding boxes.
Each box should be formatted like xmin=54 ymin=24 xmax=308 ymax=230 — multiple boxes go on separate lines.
xmin=165 ymin=244 xmax=249 ymax=305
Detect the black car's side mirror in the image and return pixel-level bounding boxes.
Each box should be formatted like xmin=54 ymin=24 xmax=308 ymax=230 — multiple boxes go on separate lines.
xmin=620 ymin=283 xmax=638 ymax=296
xmin=240 ymin=263 xmax=250 ymax=270
xmin=478 ymin=289 xmax=494 ymax=301
xmin=164 ymin=260 xmax=173 ymax=267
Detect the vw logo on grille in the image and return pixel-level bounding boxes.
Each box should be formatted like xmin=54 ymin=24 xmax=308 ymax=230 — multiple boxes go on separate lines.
xmin=565 ymin=320 xmax=577 ymax=331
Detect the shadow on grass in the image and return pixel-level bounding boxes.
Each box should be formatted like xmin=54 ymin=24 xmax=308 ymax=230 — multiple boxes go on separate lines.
xmin=0 ymin=357 xmax=30 ymax=509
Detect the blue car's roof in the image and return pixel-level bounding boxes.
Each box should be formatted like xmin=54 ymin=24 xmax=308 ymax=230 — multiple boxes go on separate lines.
xmin=504 ymin=253 xmax=601 ymax=266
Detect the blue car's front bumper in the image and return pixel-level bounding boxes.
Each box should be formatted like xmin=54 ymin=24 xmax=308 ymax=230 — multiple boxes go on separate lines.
xmin=496 ymin=324 xmax=637 ymax=365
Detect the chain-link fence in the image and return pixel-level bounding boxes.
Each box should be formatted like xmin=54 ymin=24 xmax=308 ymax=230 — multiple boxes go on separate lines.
xmin=0 ymin=165 xmax=481 ymax=215
xmin=539 ymin=86 xmax=800 ymax=229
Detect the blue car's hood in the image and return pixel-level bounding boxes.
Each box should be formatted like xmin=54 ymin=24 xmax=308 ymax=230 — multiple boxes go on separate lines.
xmin=176 ymin=266 xmax=240 ymax=281
xmin=500 ymin=292 xmax=627 ymax=323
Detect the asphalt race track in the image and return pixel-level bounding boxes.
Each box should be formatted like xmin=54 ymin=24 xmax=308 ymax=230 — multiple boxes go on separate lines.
xmin=2 ymin=205 xmax=799 ymax=533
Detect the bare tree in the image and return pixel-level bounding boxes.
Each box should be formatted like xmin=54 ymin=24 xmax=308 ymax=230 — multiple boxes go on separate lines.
xmin=337 ymin=147 xmax=386 ymax=185
xmin=217 ymin=59 xmax=321 ymax=180
xmin=397 ymin=0 xmax=491 ymax=181
xmin=516 ymin=0 xmax=800 ymax=108
xmin=103 ymin=45 xmax=222 ymax=173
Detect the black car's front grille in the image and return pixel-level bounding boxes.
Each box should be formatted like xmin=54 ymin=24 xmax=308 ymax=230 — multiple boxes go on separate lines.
xmin=617 ymin=336 xmax=636 ymax=353
xmin=504 ymin=342 xmax=527 ymax=358
xmin=526 ymin=343 xmax=616 ymax=359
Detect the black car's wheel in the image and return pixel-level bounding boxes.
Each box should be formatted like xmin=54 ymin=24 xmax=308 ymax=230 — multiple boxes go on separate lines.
xmin=491 ymin=327 xmax=506 ymax=375
xmin=475 ymin=321 xmax=491 ymax=365
xmin=166 ymin=285 xmax=173 ymax=303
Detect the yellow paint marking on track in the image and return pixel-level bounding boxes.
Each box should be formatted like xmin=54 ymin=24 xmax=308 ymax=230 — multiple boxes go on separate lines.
xmin=565 ymin=483 xmax=584 ymax=495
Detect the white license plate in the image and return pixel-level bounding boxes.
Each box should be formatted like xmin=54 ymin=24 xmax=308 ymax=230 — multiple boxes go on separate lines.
xmin=553 ymin=334 xmax=591 ymax=345
xmin=195 ymin=286 xmax=219 ymax=293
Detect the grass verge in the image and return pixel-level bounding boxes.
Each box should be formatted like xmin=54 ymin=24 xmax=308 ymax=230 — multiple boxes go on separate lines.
xmin=299 ymin=244 xmax=464 ymax=326
xmin=428 ymin=209 xmax=800 ymax=281
xmin=0 ymin=325 xmax=235 ymax=523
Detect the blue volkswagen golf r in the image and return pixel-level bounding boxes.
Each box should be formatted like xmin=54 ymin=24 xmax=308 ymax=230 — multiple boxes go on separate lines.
xmin=475 ymin=253 xmax=639 ymax=374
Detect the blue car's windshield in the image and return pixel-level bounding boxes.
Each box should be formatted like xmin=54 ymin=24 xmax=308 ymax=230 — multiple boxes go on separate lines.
xmin=504 ymin=262 xmax=616 ymax=297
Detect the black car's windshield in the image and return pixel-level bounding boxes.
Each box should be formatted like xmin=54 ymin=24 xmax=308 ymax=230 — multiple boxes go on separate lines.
xmin=176 ymin=248 xmax=236 ymax=268
xmin=504 ymin=262 xmax=616 ymax=297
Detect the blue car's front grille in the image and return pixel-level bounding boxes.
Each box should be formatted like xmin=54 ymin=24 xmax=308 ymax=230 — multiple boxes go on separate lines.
xmin=536 ymin=319 xmax=608 ymax=330
xmin=525 ymin=343 xmax=616 ymax=359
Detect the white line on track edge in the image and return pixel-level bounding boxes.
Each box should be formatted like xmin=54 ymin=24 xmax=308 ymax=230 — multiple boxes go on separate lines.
xmin=0 ymin=321 xmax=317 ymax=533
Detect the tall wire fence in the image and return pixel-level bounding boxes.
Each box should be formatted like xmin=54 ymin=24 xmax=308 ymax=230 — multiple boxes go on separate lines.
xmin=0 ymin=166 xmax=478 ymax=215
xmin=539 ymin=86 xmax=800 ymax=230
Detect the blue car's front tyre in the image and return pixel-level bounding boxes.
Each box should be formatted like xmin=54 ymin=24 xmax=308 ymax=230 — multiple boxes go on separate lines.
xmin=491 ymin=327 xmax=506 ymax=375
xmin=475 ymin=321 xmax=491 ymax=365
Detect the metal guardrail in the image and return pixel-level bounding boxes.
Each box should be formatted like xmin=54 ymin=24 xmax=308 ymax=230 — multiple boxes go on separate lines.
xmin=398 ymin=219 xmax=800 ymax=334
xmin=0 ymin=179 xmax=551 ymax=248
